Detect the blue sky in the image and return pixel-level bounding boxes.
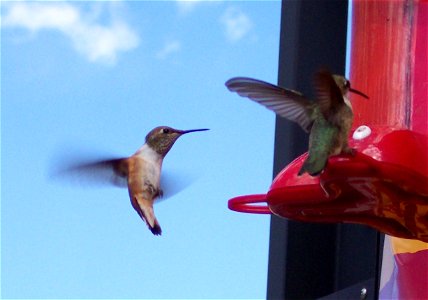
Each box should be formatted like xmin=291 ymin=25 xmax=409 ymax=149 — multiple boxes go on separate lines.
xmin=1 ymin=1 xmax=281 ymax=298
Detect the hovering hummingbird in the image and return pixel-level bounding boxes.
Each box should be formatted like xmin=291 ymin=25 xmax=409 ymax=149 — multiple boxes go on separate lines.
xmin=55 ymin=126 xmax=209 ymax=235
xmin=225 ymin=70 xmax=368 ymax=176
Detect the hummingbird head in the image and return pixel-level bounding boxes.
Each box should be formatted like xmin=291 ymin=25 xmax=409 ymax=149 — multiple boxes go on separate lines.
xmin=145 ymin=126 xmax=209 ymax=157
xmin=332 ymin=74 xmax=369 ymax=99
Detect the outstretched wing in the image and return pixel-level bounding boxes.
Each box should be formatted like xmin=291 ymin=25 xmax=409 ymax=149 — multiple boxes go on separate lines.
xmin=313 ymin=70 xmax=346 ymax=126
xmin=159 ymin=169 xmax=198 ymax=201
xmin=225 ymin=77 xmax=315 ymax=132
xmin=51 ymin=157 xmax=129 ymax=188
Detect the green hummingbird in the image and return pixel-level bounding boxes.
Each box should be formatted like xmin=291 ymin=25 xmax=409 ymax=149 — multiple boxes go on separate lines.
xmin=225 ymin=70 xmax=368 ymax=176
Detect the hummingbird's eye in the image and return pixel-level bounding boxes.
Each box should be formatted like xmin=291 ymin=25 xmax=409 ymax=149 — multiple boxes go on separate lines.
xmin=162 ymin=128 xmax=170 ymax=134
xmin=345 ymin=80 xmax=350 ymax=88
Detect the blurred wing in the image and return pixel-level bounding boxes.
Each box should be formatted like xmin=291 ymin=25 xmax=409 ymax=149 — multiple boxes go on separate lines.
xmin=51 ymin=156 xmax=129 ymax=188
xmin=314 ymin=70 xmax=345 ymax=124
xmin=156 ymin=169 xmax=199 ymax=203
xmin=225 ymin=77 xmax=314 ymax=132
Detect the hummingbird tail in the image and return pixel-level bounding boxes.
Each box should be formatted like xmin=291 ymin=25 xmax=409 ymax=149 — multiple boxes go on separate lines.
xmin=132 ymin=195 xmax=162 ymax=235
xmin=149 ymin=221 xmax=162 ymax=236
xmin=298 ymin=155 xmax=328 ymax=176
xmin=142 ymin=209 xmax=162 ymax=236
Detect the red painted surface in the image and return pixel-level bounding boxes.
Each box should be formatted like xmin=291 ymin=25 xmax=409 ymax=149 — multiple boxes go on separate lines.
xmin=350 ymin=0 xmax=427 ymax=134
xmin=393 ymin=250 xmax=428 ymax=299
xmin=228 ymin=126 xmax=428 ymax=241
xmin=411 ymin=1 xmax=428 ymax=135
xmin=349 ymin=1 xmax=412 ymax=128
xmin=350 ymin=2 xmax=428 ymax=299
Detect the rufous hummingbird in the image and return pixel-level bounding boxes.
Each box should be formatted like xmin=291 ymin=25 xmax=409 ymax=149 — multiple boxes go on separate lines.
xmin=56 ymin=126 xmax=209 ymax=235
xmin=225 ymin=70 xmax=368 ymax=176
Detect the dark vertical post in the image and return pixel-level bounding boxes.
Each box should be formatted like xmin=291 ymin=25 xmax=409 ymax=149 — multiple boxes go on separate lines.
xmin=267 ymin=1 xmax=382 ymax=299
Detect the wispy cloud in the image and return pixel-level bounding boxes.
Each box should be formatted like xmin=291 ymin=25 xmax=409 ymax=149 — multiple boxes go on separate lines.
xmin=220 ymin=7 xmax=253 ymax=43
xmin=1 ymin=2 xmax=140 ymax=65
xmin=175 ymin=0 xmax=222 ymax=16
xmin=175 ymin=0 xmax=202 ymax=15
xmin=156 ymin=40 xmax=182 ymax=60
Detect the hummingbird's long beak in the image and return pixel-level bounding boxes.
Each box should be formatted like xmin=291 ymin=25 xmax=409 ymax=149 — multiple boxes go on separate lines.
xmin=349 ymin=88 xmax=369 ymax=99
xmin=181 ymin=128 xmax=210 ymax=134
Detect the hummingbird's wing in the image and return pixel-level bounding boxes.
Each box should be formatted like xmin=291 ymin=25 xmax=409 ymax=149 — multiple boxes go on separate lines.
xmin=225 ymin=77 xmax=314 ymax=132
xmin=159 ymin=169 xmax=198 ymax=200
xmin=314 ymin=70 xmax=346 ymax=126
xmin=51 ymin=157 xmax=129 ymax=188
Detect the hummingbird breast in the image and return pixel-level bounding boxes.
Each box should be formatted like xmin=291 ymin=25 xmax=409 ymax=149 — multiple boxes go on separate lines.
xmin=329 ymin=104 xmax=353 ymax=155
xmin=301 ymin=105 xmax=353 ymax=175
xmin=128 ymin=158 xmax=161 ymax=195
xmin=128 ymin=145 xmax=163 ymax=198
xmin=127 ymin=146 xmax=163 ymax=235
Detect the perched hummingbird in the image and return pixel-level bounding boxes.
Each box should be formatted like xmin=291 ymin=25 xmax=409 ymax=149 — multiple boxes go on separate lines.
xmin=55 ymin=126 xmax=209 ymax=235
xmin=225 ymin=70 xmax=368 ymax=176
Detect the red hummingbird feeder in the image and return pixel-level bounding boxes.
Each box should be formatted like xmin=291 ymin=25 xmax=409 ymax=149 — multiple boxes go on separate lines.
xmin=229 ymin=0 xmax=428 ymax=245
xmin=229 ymin=125 xmax=428 ymax=242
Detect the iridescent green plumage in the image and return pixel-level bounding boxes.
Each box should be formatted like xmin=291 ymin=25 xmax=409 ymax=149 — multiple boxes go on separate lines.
xmin=226 ymin=70 xmax=368 ymax=176
xmin=298 ymin=106 xmax=344 ymax=175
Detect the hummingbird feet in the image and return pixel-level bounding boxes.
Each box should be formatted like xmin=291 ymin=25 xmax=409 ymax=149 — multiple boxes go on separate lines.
xmin=150 ymin=186 xmax=163 ymax=198
xmin=157 ymin=188 xmax=164 ymax=198
xmin=144 ymin=180 xmax=163 ymax=198
xmin=342 ymin=147 xmax=356 ymax=156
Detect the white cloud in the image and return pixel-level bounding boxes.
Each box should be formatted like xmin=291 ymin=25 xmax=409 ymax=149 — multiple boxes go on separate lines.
xmin=176 ymin=0 xmax=202 ymax=15
xmin=1 ymin=2 xmax=140 ymax=65
xmin=220 ymin=7 xmax=253 ymax=43
xmin=175 ymin=0 xmax=222 ymax=16
xmin=156 ymin=40 xmax=181 ymax=60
